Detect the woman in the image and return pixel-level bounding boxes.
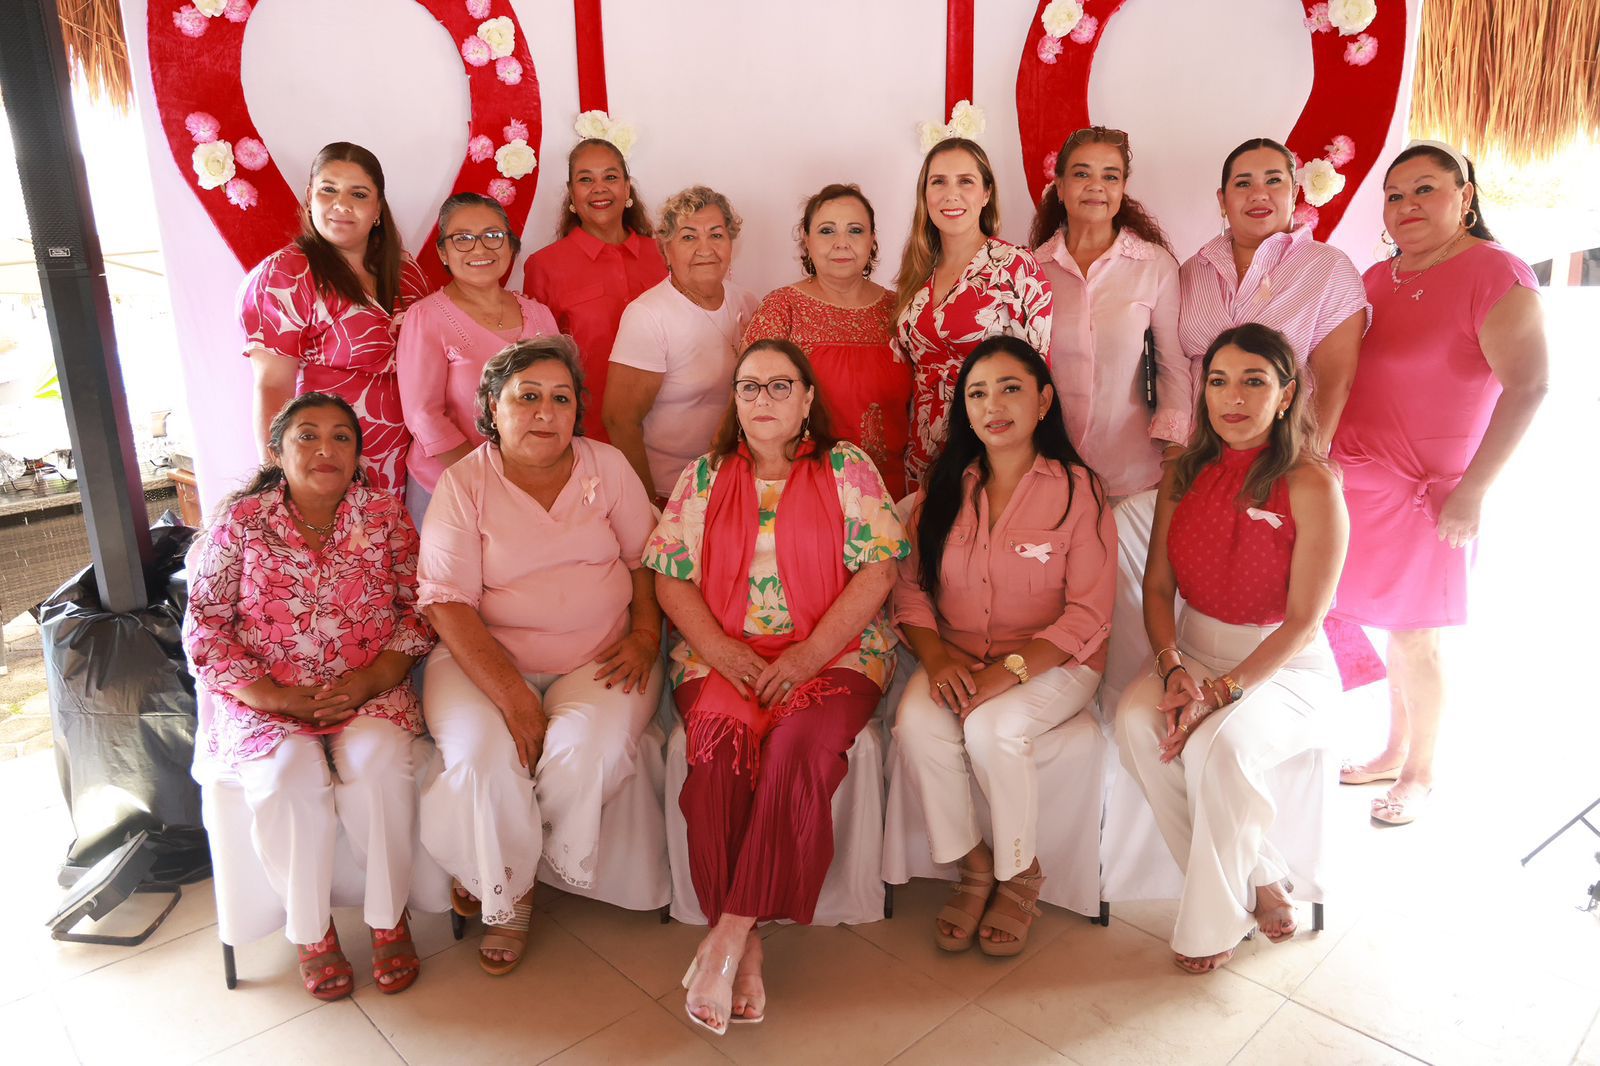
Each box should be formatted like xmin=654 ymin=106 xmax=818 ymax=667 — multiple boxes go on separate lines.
xmin=241 ymin=142 xmax=432 ymax=493
xmin=417 ymin=336 xmax=663 ymax=975
xmin=1116 ymin=323 xmax=1347 ymax=975
xmin=743 ymin=183 xmax=913 ymax=498
xmin=645 ymin=339 xmax=907 ymax=1034
xmin=1178 ymin=138 xmax=1367 ymax=443
xmin=893 ymin=336 xmax=1115 ymax=957
xmin=1029 ymin=127 xmax=1187 ymax=498
xmin=522 ymin=138 xmax=667 ymax=441
xmin=605 ymin=185 xmax=760 ymax=505
xmin=894 ymin=138 xmax=1054 ymax=489
xmin=1331 ymin=142 xmax=1547 ymax=826
xmin=184 ymin=392 xmax=435 ymax=1000
xmin=397 ymin=192 xmax=559 ymax=520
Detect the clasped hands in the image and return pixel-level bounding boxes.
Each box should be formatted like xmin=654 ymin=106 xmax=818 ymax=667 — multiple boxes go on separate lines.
xmin=709 ymin=635 xmax=831 ymax=707
xmin=1156 ymin=667 xmax=1229 ymax=763
xmin=236 ymin=668 xmax=389 ymax=729
xmin=925 ymin=646 xmax=1020 ymax=721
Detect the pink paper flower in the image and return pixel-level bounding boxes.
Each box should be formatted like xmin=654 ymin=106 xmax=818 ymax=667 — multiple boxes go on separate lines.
xmin=466 ymin=0 xmax=491 ymax=17
xmin=461 ymin=34 xmax=491 ymax=67
xmin=1069 ymin=15 xmax=1098 ymax=43
xmin=233 ymin=136 xmax=270 ymax=170
xmin=1036 ymin=34 xmax=1063 ymax=64
xmin=503 ymin=119 xmax=529 ymax=143
xmin=1292 ymin=202 xmax=1320 ymax=231
xmin=1344 ymin=34 xmax=1378 ymax=66
xmin=495 ymin=56 xmax=523 ymax=85
xmin=225 ymin=178 xmax=258 ymax=210
xmin=467 ymin=135 xmax=495 ymax=163
xmin=184 ymin=112 xmax=221 ymax=143
xmin=1043 ymin=150 xmax=1060 ymax=181
xmin=223 ymin=0 xmax=251 ymax=22
xmin=173 ymin=5 xmax=209 ymax=38
xmin=488 ymin=178 xmax=516 ymax=206
xmin=1324 ymin=134 xmax=1355 ymax=167
xmin=1303 ymin=3 xmax=1332 ymax=33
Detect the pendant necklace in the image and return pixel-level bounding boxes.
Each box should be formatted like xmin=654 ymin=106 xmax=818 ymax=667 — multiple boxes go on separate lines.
xmin=1389 ymin=231 xmax=1467 ymax=301
xmin=674 ymin=276 xmax=740 ymax=358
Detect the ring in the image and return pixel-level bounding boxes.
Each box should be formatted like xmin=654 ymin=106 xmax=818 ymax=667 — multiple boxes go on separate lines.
xmin=1179 ymin=721 xmax=1190 ymax=733
xmin=742 ymin=674 xmax=755 ymax=684
xmin=782 ymin=680 xmax=793 ymax=689
xmin=938 ymin=681 xmax=952 ymax=690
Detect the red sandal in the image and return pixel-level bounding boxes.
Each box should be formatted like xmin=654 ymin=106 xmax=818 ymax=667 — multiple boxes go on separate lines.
xmin=297 ymin=922 xmax=354 ymax=1001
xmin=371 ymin=910 xmax=420 ymax=995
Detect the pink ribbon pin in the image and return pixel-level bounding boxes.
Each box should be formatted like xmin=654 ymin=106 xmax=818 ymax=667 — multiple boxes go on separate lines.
xmin=582 ymin=477 xmax=600 ymax=505
xmin=1015 ymin=542 xmax=1052 ymax=564
xmin=1246 ymin=507 xmax=1284 ymax=529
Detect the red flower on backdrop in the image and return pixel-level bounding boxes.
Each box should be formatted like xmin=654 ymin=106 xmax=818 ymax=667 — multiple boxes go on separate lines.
xmin=148 ymin=0 xmax=543 ymax=288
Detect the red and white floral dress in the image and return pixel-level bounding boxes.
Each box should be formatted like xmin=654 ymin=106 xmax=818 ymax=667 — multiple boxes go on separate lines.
xmin=184 ymin=484 xmax=436 ymax=768
xmin=239 ymin=245 xmax=433 ymax=493
xmin=895 ymin=239 xmax=1053 ymax=488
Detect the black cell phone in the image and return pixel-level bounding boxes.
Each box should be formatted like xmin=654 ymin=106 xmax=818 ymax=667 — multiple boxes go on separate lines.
xmin=1142 ymin=327 xmax=1158 ymax=410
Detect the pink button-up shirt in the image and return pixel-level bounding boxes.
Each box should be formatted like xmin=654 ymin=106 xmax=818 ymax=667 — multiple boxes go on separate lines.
xmin=396 ymin=289 xmax=560 ymax=493
xmin=1037 ymin=228 xmax=1187 ymax=497
xmin=417 ymin=437 xmax=655 ymax=676
xmin=894 ymin=457 xmax=1116 ymax=671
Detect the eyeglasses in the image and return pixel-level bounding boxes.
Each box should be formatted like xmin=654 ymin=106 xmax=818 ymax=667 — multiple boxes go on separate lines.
xmin=733 ymin=378 xmax=796 ymax=401
xmin=1063 ymin=126 xmax=1132 ymax=162
xmin=444 ymin=229 xmax=509 ymax=252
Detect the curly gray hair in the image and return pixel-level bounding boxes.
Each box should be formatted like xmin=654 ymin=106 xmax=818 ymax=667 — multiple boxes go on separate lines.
xmin=655 ymin=185 xmax=742 ymax=246
xmin=475 ymin=335 xmax=588 ymax=443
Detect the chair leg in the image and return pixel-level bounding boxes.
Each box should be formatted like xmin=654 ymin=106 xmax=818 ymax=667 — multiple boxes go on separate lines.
xmin=1312 ymin=902 xmax=1325 ymax=932
xmin=222 ymin=942 xmax=237 ymax=990
xmin=450 ymin=910 xmax=466 ymax=941
xmin=1092 ymin=900 xmax=1110 ymax=927
xmin=883 ymin=883 xmax=894 ymax=919
xmin=659 ymin=904 xmax=671 ymax=925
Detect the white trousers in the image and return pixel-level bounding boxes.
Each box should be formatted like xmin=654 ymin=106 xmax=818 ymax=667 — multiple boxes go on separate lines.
xmin=235 ymin=715 xmax=416 ymax=945
xmin=893 ymin=663 xmax=1101 ymax=882
xmin=419 ymin=646 xmax=662 ymax=925
xmin=1115 ymin=609 xmax=1335 ymax=957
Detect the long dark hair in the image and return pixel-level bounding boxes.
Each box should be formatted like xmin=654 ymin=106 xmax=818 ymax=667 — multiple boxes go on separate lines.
xmin=916 ymin=336 xmax=1103 ymax=599
xmin=1028 ymin=127 xmax=1171 ymax=253
xmin=557 ymin=139 xmax=654 ymax=240
xmin=218 ymin=392 xmax=363 ymax=518
xmin=294 ymin=142 xmax=403 ymax=313
xmin=709 ymin=339 xmax=839 ymax=467
xmin=1383 ymin=144 xmax=1496 ymax=251
xmin=1168 ymin=324 xmax=1323 ymax=507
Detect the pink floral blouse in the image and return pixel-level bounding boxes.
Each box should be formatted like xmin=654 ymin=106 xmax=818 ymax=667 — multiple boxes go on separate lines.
xmin=184 ymin=485 xmax=436 ymax=768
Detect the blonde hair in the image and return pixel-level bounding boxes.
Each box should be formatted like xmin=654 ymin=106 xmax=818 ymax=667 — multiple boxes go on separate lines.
xmin=893 ymin=138 xmax=1000 ymax=320
xmin=655 ymin=185 xmax=742 ymax=250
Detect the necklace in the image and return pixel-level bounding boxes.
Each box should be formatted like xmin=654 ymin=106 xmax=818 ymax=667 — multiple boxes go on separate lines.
xmin=672 ymin=276 xmax=740 ymax=357
xmin=286 ymin=496 xmax=336 ymax=539
xmin=450 ymin=282 xmax=509 ymax=330
xmin=1389 ymin=231 xmax=1468 ymax=300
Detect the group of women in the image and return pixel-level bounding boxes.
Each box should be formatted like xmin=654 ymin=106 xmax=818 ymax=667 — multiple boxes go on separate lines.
xmin=186 ymin=127 xmax=1547 ymax=1023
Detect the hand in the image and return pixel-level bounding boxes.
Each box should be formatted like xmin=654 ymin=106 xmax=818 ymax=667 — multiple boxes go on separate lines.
xmin=1158 ymin=701 xmax=1211 ymax=763
xmin=958 ymin=663 xmax=1021 ymax=721
xmin=502 ymin=690 xmax=547 ymax=770
xmin=1435 ymin=484 xmax=1483 ymax=549
xmin=1154 ymin=665 xmax=1203 ymax=752
xmin=310 ymin=667 xmax=389 ymax=722
xmin=233 ymin=679 xmax=358 ymax=727
xmin=755 ymin=639 xmax=830 ymax=707
xmin=706 ymin=636 xmax=771 ymax=701
xmin=926 ymin=649 xmax=980 ymax=715
xmin=593 ymin=630 xmax=659 ymax=694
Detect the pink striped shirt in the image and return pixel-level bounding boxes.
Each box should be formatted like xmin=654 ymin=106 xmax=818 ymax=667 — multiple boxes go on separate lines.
xmin=1177 ymin=226 xmax=1368 ymax=394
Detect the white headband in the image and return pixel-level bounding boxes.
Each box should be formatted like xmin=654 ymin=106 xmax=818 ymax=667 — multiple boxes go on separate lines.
xmin=1402 ymin=139 xmax=1473 ymax=182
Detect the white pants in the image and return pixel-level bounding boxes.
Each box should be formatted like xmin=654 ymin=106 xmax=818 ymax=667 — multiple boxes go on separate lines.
xmin=419 ymin=646 xmax=662 ymax=925
xmin=894 ymin=663 xmax=1101 ymax=882
xmin=235 ymin=715 xmax=416 ymax=945
xmin=1101 ymin=490 xmax=1173 ymax=727
xmin=1115 ymin=609 xmax=1335 ymax=957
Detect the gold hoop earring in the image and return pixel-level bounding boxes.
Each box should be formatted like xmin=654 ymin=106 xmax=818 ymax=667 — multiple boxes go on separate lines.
xmin=1462 ymin=207 xmax=1478 ymax=228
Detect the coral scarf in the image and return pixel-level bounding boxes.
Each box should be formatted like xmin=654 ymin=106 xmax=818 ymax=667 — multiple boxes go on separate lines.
xmin=686 ymin=442 xmax=857 ymax=775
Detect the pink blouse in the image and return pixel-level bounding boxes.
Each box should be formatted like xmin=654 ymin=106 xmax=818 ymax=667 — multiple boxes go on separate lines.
xmin=417 ymin=437 xmax=656 ymax=676
xmin=395 ymin=289 xmax=560 ymax=493
xmin=183 ymin=485 xmax=436 ymax=768
xmin=894 ymin=456 xmax=1115 ymax=671
xmin=1037 ymin=228 xmax=1187 ymax=496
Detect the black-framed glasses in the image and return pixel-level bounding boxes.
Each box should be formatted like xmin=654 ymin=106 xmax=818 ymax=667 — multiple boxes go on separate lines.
xmin=733 ymin=377 xmax=796 ymax=401
xmin=444 ymin=229 xmax=508 ymax=252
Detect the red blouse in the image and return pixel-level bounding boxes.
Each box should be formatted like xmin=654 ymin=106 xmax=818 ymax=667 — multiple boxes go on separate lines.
xmin=1167 ymin=445 xmax=1296 ymax=625
xmin=520 ymin=228 xmax=668 ymax=441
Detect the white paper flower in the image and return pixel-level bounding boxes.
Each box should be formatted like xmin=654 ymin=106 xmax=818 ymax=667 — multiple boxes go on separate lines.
xmin=494 ymin=138 xmax=537 ymax=179
xmin=476 ymin=16 xmax=516 ymax=59
xmin=574 ymin=111 xmax=637 ymax=157
xmin=1040 ymin=0 xmax=1084 ymax=38
xmin=192 ymin=140 xmax=235 ymax=190
xmin=1327 ymin=0 xmax=1377 ymax=36
xmin=947 ymin=100 xmax=986 ymax=140
xmin=193 ymin=0 xmax=228 ymax=16
xmin=1296 ymin=158 xmax=1346 ymax=206
xmin=917 ymin=121 xmax=948 ymax=154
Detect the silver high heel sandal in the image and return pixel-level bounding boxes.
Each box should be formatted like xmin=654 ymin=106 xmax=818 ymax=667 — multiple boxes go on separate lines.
xmin=681 ymin=951 xmax=738 ymax=1036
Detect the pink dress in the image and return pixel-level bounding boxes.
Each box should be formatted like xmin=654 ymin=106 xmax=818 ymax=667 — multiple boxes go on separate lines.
xmin=239 ymin=246 xmax=434 ymax=493
xmin=183 ymin=485 xmax=436 ymax=768
xmin=1330 ymin=243 xmax=1537 ymax=629
xmin=395 ymin=289 xmax=560 ymax=494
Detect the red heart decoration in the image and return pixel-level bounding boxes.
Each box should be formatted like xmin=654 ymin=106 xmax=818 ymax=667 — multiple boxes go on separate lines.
xmin=148 ymin=0 xmax=542 ymax=289
xmin=1016 ymin=1 xmax=1406 ymax=242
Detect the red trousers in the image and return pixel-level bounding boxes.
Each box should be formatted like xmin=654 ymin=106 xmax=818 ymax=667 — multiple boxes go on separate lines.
xmin=677 ymin=668 xmax=880 ymax=925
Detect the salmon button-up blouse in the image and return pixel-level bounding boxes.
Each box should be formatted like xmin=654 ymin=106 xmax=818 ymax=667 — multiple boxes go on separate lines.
xmin=894 ymin=456 xmax=1116 ymax=671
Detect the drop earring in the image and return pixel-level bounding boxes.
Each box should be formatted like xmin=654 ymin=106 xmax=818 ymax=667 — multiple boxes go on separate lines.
xmin=801 ymin=417 xmax=811 ymax=441
xmin=1380 ymin=229 xmax=1396 ymax=248
xmin=1277 ymin=409 xmax=1287 ymax=421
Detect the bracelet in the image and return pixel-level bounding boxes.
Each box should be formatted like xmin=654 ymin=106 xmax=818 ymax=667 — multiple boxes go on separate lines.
xmin=1159 ymin=662 xmax=1189 ymax=686
xmin=1153 ymin=645 xmax=1181 ymax=672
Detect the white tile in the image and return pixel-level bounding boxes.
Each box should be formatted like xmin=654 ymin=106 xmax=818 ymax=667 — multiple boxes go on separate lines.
xmin=0 ymin=993 xmax=78 ymax=1065
xmin=201 ymin=1001 xmax=402 ymax=1065
xmin=1231 ymin=1002 xmax=1423 ymax=1066
xmin=891 ymin=1003 xmax=1075 ymax=1065
xmin=544 ymin=1002 xmax=732 ymax=1065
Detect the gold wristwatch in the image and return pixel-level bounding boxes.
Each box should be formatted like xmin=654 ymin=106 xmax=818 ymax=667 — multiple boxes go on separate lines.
xmin=1001 ymin=653 xmax=1030 ymax=685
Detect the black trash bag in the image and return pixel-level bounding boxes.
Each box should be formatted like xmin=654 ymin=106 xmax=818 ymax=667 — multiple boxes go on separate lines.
xmin=32 ymin=514 xmax=211 ymax=885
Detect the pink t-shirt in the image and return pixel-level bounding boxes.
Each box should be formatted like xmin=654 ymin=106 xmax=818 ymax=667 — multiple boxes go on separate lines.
xmin=396 ymin=289 xmax=560 ymax=493
xmin=894 ymin=456 xmax=1116 ymax=671
xmin=1037 ymin=228 xmax=1187 ymax=496
xmin=417 ymin=437 xmax=656 ymax=676
xmin=609 ymin=277 xmax=760 ymax=498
